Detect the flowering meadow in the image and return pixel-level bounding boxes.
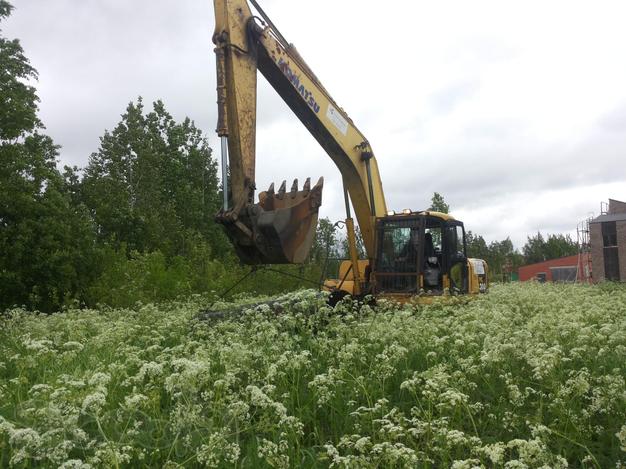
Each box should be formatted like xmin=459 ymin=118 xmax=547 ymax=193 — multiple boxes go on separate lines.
xmin=1 ymin=283 xmax=625 ymax=468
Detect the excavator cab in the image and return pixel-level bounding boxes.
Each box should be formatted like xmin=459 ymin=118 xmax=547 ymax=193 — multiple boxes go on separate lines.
xmin=324 ymin=211 xmax=487 ymax=302
xmin=373 ymin=212 xmax=476 ymax=296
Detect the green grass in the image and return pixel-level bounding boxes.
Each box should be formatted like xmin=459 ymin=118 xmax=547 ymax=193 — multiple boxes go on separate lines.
xmin=1 ymin=283 xmax=625 ymax=467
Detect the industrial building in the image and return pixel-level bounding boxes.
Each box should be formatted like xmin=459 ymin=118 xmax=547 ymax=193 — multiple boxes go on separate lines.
xmin=518 ymin=254 xmax=590 ymax=283
xmin=589 ymin=198 xmax=626 ymax=282
xmin=518 ymin=198 xmax=626 ymax=284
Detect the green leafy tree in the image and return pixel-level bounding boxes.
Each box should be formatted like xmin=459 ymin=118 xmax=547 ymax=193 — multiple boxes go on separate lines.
xmin=340 ymin=225 xmax=365 ymax=260
xmin=0 ymin=1 xmax=39 ymax=140
xmin=428 ymin=192 xmax=450 ymax=214
xmin=523 ymin=232 xmax=547 ymax=264
xmin=488 ymin=237 xmax=524 ymax=279
xmin=428 ymin=192 xmax=449 ymax=246
xmin=309 ymin=217 xmax=339 ymax=265
xmin=522 ymin=232 xmax=578 ymax=264
xmin=544 ymin=233 xmax=578 ymax=260
xmin=0 ymin=2 xmax=98 ymax=312
xmin=466 ymin=230 xmax=524 ymax=281
xmin=465 ymin=230 xmax=489 ymax=260
xmin=81 ymin=98 xmax=227 ymax=259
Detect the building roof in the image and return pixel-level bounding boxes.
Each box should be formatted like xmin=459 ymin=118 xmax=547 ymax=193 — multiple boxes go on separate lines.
xmin=590 ymin=213 xmax=626 ymax=223
xmin=518 ymin=254 xmax=581 ymax=270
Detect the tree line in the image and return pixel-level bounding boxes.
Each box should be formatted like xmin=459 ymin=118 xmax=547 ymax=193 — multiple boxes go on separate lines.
xmin=428 ymin=192 xmax=578 ymax=279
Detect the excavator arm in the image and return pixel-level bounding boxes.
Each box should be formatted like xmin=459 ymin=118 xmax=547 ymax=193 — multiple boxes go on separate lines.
xmin=213 ymin=0 xmax=387 ymax=267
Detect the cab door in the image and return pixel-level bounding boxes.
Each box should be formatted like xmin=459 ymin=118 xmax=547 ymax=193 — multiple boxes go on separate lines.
xmin=444 ymin=222 xmax=468 ymax=293
xmin=373 ymin=217 xmax=421 ymax=293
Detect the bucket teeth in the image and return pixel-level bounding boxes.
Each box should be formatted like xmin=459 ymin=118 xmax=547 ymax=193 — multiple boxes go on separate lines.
xmin=278 ymin=180 xmax=286 ymax=199
xmin=303 ymin=177 xmax=311 ymax=194
xmin=290 ymin=178 xmax=298 ymax=198
xmin=267 ymin=182 xmax=275 ymax=196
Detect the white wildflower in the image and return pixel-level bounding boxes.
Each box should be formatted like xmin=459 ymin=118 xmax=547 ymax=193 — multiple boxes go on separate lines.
xmin=354 ymin=436 xmax=371 ymax=453
xmin=23 ymin=338 xmax=54 ymax=354
xmin=9 ymin=427 xmax=43 ymax=465
xmin=504 ymin=461 xmax=528 ymax=469
xmin=617 ymin=425 xmax=626 ymax=452
xmin=481 ymin=442 xmax=506 ymax=464
xmin=59 ymin=459 xmax=92 ymax=468
xmin=28 ymin=383 xmax=53 ymax=397
xmin=62 ymin=341 xmax=84 ymax=352
xmin=88 ymin=372 xmax=111 ymax=388
xmin=309 ymin=367 xmax=342 ymax=406
xmin=508 ymin=384 xmax=524 ymax=407
xmin=135 ymin=361 xmax=164 ymax=382
xmin=81 ymin=391 xmax=107 ymax=415
xmin=227 ymin=400 xmax=250 ymax=421
xmin=123 ymin=393 xmax=148 ymax=410
xmin=445 ymin=429 xmax=468 ymax=447
xmin=451 ymin=459 xmax=482 ymax=469
xmin=197 ymin=432 xmax=240 ymax=467
xmin=437 ymin=389 xmax=469 ymax=409
xmin=257 ymin=438 xmax=289 ymax=469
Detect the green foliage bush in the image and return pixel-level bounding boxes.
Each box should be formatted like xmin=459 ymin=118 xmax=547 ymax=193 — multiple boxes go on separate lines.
xmin=0 ymin=2 xmax=100 ymax=313
xmin=86 ymin=247 xmax=188 ymax=308
xmin=82 ymin=241 xmax=326 ymax=309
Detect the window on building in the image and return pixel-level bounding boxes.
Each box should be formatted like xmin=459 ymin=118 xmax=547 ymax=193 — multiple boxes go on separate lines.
xmin=550 ymin=266 xmax=577 ymax=282
xmin=604 ymin=247 xmax=620 ymax=281
xmin=602 ymin=221 xmax=617 ymax=247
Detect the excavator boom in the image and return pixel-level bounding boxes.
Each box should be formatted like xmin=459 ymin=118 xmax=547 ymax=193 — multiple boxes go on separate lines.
xmin=213 ymin=0 xmax=386 ymax=264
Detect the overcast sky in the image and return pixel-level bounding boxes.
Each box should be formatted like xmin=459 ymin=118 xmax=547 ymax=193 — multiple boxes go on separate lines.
xmin=5 ymin=0 xmax=626 ymax=248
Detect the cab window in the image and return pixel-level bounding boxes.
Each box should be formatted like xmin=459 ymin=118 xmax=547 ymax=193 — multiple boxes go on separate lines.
xmin=446 ymin=224 xmax=466 ymax=259
xmin=380 ymin=225 xmax=418 ymax=271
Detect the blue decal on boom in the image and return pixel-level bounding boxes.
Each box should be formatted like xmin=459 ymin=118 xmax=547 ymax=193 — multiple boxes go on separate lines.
xmin=277 ymin=58 xmax=321 ymax=114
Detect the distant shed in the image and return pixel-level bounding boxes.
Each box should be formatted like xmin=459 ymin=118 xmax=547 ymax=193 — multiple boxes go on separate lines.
xmin=518 ymin=254 xmax=589 ymax=283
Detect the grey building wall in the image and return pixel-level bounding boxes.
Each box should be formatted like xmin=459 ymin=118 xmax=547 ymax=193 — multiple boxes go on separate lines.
xmin=589 ymin=199 xmax=626 ymax=282
xmin=619 ymin=220 xmax=626 ymax=281
xmin=590 ymin=222 xmax=605 ymax=282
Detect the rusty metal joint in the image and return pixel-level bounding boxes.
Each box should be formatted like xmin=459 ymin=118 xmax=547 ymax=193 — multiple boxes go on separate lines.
xmin=212 ymin=30 xmax=228 ymax=46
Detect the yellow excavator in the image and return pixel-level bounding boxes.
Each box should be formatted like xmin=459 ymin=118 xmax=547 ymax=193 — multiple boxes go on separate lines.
xmin=212 ymin=0 xmax=488 ymax=303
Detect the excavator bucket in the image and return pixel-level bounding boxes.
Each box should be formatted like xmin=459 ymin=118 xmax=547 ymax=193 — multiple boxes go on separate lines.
xmin=219 ymin=177 xmax=324 ymax=264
